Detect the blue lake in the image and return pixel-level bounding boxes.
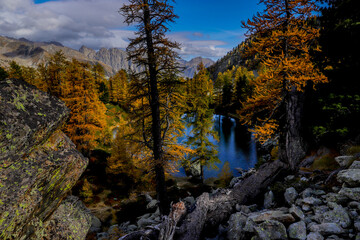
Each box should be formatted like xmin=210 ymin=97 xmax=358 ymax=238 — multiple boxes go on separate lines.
xmin=175 ymin=115 xmax=258 ymax=179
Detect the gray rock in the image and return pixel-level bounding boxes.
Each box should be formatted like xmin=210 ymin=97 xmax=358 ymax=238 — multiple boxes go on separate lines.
xmin=302 ymin=204 xmax=311 ymax=212
xmin=300 ymin=177 xmax=309 ymax=182
xmin=290 ymin=205 xmax=305 ymax=220
xmin=355 ymin=221 xmax=360 ymax=232
xmin=249 ymin=210 xmax=295 ymax=224
xmin=183 ymin=196 xmax=195 ymax=206
xmin=89 ymin=216 xmax=102 ymax=233
xmin=313 ymin=205 xmax=330 ymax=216
xmin=316 ymin=203 xmax=351 ymax=228
xmin=227 ymin=212 xmax=247 ymax=240
xmin=254 ymin=220 xmax=288 ymax=240
xmin=97 ymin=232 xmax=109 ymax=240
xmin=264 ymin=190 xmax=275 ymax=209
xmin=285 ymin=187 xmax=298 ymax=206
xmin=300 ymin=156 xmax=316 ymax=168
xmin=337 ymin=169 xmax=360 ymax=187
xmin=248 ymin=204 xmax=258 ymax=212
xmin=339 ymin=187 xmax=360 ymax=201
xmin=0 ymin=79 xmax=89 ymax=239
xmin=127 ymin=225 xmax=137 ymax=232
xmin=144 ymin=193 xmax=153 ymax=202
xmin=302 ymin=197 xmax=323 ymax=206
xmin=230 ymin=177 xmax=241 ymax=188
xmin=146 ymin=199 xmax=158 ymax=209
xmin=312 ymin=190 xmax=326 ymax=196
xmin=324 ymin=192 xmax=349 ymax=204
xmin=326 ymin=235 xmax=342 ymax=240
xmin=349 ymin=210 xmax=358 ymax=220
xmin=288 ymin=221 xmax=307 ymax=240
xmin=350 ymin=161 xmax=360 ymax=169
xmin=137 ymin=217 xmax=157 ymax=228
xmin=301 ymin=188 xmax=314 ymax=198
xmin=285 ymin=175 xmax=295 ymax=181
xmin=335 ymin=156 xmax=354 ymax=167
xmin=236 ymin=205 xmax=251 ymax=214
xmin=186 ymin=160 xmax=202 ymax=178
xmin=309 ymin=223 xmax=345 ymax=235
xmin=306 ymin=232 xmax=324 ymax=240
xmin=348 ymin=201 xmax=360 ymax=209
xmin=244 ymin=218 xmax=257 ymax=233
xmin=304 ymin=217 xmax=313 ymax=225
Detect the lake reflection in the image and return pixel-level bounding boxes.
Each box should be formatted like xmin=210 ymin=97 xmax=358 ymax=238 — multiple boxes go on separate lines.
xmin=175 ymin=115 xmax=258 ymax=179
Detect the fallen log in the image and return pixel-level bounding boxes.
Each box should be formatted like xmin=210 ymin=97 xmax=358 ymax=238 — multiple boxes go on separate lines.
xmin=176 ymin=160 xmax=287 ymax=240
xmin=118 ymin=160 xmax=287 ymax=240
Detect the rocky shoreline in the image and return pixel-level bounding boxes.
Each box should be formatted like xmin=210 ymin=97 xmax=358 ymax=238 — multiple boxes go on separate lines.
xmin=92 ymin=152 xmax=360 ymax=240
xmin=226 ymin=157 xmax=360 ymax=240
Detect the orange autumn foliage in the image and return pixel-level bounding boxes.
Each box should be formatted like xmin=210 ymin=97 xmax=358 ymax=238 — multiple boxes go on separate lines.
xmin=239 ymin=0 xmax=328 ymax=143
xmin=62 ymin=59 xmax=107 ymax=153
xmin=109 ymin=69 xmax=129 ymax=106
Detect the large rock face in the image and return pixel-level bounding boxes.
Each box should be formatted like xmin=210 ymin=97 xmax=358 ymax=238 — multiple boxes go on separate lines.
xmin=0 ymin=79 xmax=90 ymax=239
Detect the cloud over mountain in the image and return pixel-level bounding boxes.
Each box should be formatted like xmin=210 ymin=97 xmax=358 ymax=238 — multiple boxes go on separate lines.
xmin=0 ymin=0 xmax=235 ymax=60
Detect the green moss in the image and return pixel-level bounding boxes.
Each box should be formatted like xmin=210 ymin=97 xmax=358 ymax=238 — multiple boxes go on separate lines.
xmin=36 ymin=112 xmax=47 ymax=117
xmin=311 ymin=154 xmax=339 ymax=171
xmin=5 ymin=134 xmax=12 ymax=140
xmin=347 ymin=145 xmax=360 ymax=155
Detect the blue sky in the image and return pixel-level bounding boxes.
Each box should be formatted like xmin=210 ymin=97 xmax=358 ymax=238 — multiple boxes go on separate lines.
xmin=1 ymin=0 xmax=263 ymax=60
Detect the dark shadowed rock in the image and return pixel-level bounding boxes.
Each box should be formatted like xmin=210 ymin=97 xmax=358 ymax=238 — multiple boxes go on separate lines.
xmin=288 ymin=221 xmax=306 ymax=240
xmin=254 ymin=220 xmax=288 ymax=240
xmin=339 ymin=187 xmax=360 ymax=201
xmin=285 ymin=187 xmax=298 ymax=206
xmin=309 ymin=223 xmax=345 ymax=235
xmin=306 ymin=232 xmax=324 ymax=240
xmin=227 ymin=212 xmax=247 ymax=240
xmin=43 ymin=196 xmax=92 ymax=239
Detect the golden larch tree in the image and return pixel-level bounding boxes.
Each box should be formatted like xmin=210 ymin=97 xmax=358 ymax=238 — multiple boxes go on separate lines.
xmin=240 ymin=0 xmax=327 ymax=170
xmin=109 ymin=69 xmax=129 ymax=106
xmin=62 ymin=59 xmax=107 ymax=155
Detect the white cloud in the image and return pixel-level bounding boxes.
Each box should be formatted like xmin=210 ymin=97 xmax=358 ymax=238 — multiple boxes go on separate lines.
xmin=170 ymin=32 xmax=230 ymax=60
xmin=0 ymin=0 xmax=232 ymax=59
xmin=0 ymin=0 xmax=130 ymax=50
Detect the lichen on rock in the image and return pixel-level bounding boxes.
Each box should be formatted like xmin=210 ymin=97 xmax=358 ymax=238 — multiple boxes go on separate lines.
xmin=0 ymin=78 xmax=90 ymax=239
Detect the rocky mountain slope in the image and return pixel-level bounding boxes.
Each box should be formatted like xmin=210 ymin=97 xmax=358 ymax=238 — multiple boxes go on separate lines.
xmin=0 ymin=36 xmax=115 ymax=75
xmin=79 ymin=45 xmax=141 ymax=74
xmin=0 ymin=35 xmax=214 ymax=78
xmin=180 ymin=57 xmax=214 ymax=78
xmin=0 ymin=78 xmax=93 ymax=239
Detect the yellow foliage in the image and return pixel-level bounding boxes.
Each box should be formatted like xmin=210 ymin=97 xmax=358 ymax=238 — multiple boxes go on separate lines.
xmin=217 ymin=161 xmax=232 ymax=188
xmin=239 ymin=0 xmax=328 ymax=142
xmin=80 ymin=179 xmax=93 ymax=203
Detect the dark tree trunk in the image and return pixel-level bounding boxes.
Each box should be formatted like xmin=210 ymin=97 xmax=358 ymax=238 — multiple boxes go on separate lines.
xmin=278 ymin=0 xmax=307 ymax=171
xmin=279 ymin=89 xmax=307 ymax=170
xmin=143 ymin=1 xmax=169 ymax=215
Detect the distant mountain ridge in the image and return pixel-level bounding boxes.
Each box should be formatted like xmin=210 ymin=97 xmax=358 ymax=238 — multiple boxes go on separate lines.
xmin=0 ymin=35 xmax=115 ymax=75
xmin=181 ymin=57 xmax=215 ymax=78
xmin=0 ymin=35 xmax=214 ymax=78
xmin=208 ymin=41 xmax=249 ymax=80
xmin=79 ymin=45 xmax=141 ymax=73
